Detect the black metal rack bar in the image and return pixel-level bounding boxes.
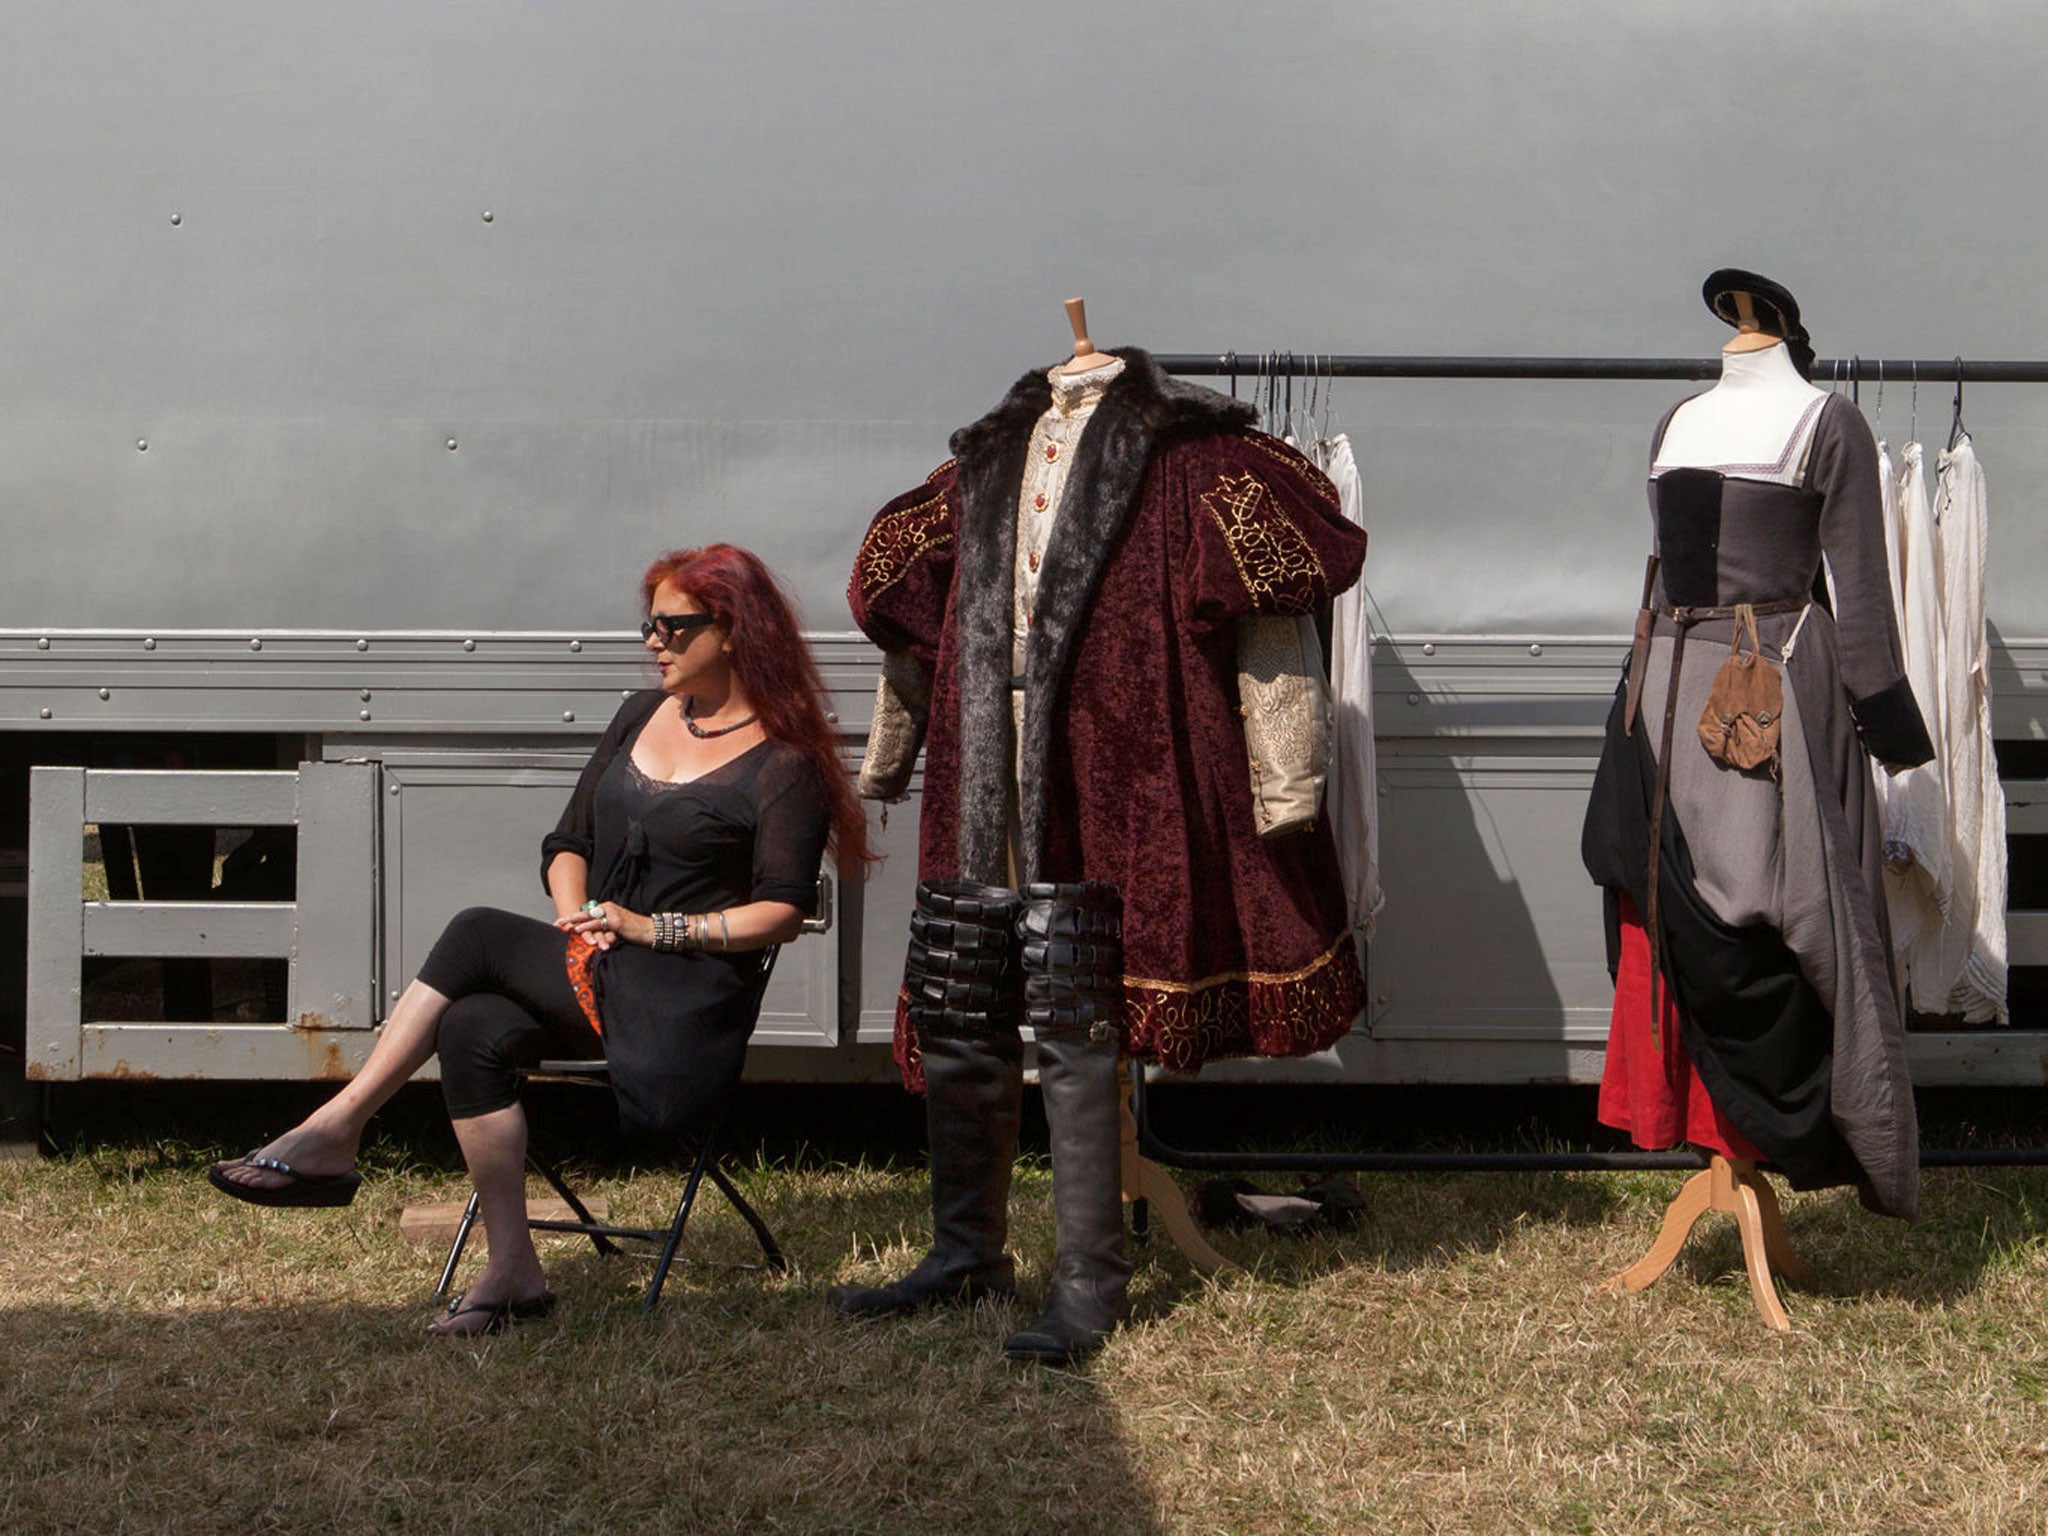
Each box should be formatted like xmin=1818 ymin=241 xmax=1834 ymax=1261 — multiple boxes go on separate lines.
xmin=1123 ymin=346 xmax=2048 ymax=1181
xmin=1130 ymin=1072 xmax=2048 ymax=1174
xmin=1154 ymin=353 xmax=2048 ymax=383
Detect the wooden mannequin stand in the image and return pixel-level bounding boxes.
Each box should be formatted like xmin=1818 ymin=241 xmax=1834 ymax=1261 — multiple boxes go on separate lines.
xmin=1600 ymin=1154 xmax=1814 ymax=1330
xmin=1117 ymin=1062 xmax=1234 ymax=1275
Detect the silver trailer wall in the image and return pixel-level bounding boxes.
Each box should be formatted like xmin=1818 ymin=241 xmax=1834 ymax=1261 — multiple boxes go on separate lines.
xmin=6 ymin=3 xmax=2048 ymax=1085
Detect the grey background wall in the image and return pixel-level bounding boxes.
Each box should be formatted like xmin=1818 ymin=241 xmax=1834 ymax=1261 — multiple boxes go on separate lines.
xmin=5 ymin=1 xmax=2045 ymax=638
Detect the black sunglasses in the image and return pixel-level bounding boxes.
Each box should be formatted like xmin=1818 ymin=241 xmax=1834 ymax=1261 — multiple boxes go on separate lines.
xmin=640 ymin=611 xmax=719 ymax=643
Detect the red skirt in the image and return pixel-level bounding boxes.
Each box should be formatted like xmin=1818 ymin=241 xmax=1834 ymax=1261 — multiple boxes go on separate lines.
xmin=1598 ymin=893 xmax=1760 ymax=1160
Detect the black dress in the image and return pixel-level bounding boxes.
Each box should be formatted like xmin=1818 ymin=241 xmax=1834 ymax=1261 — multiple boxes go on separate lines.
xmin=537 ymin=689 xmax=831 ymax=1138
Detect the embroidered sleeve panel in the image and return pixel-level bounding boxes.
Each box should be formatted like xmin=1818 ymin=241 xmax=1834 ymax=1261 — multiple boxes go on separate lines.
xmin=1242 ymin=432 xmax=1342 ymax=513
xmin=1201 ymin=468 xmax=1330 ymax=615
xmin=851 ymin=471 xmax=957 ymax=610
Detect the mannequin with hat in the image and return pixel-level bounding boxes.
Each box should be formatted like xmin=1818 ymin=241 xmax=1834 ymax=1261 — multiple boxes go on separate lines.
xmin=1581 ymin=270 xmax=1934 ymax=1327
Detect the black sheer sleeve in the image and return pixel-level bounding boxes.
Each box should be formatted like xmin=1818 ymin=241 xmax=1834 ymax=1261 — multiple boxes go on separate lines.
xmin=540 ymin=690 xmax=667 ymax=892
xmin=749 ymin=745 xmax=833 ymax=913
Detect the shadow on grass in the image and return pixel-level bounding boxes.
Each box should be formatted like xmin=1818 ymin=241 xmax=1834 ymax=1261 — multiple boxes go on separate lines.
xmin=0 ymin=1284 xmax=1169 ymax=1536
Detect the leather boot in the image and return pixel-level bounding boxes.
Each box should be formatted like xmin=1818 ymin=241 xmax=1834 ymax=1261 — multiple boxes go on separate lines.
xmin=1002 ymin=881 xmax=1133 ymax=1365
xmin=829 ymin=880 xmax=1023 ymax=1318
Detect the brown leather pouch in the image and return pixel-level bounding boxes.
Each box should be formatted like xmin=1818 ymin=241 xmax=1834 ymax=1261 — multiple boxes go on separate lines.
xmin=1695 ymin=604 xmax=1781 ymax=773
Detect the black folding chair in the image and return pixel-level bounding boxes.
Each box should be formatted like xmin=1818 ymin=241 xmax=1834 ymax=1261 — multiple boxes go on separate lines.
xmin=433 ymin=945 xmax=790 ymax=1313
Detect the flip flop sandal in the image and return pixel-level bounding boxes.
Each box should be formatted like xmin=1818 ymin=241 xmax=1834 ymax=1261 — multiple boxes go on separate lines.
xmin=430 ymin=1291 xmax=558 ymax=1337
xmin=206 ymin=1155 xmax=362 ymax=1209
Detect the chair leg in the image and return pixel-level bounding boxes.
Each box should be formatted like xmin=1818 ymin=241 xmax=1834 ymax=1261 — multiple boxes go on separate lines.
xmin=707 ymin=1163 xmax=788 ymax=1273
xmin=435 ymin=1191 xmax=483 ymax=1297
xmin=643 ymin=1135 xmax=716 ymax=1314
xmin=529 ymin=1151 xmax=622 ymax=1258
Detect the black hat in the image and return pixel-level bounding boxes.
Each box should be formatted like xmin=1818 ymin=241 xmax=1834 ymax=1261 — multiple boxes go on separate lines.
xmin=1701 ymin=268 xmax=1815 ymax=380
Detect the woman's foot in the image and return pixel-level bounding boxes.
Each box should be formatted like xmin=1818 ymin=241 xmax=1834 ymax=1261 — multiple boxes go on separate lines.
xmin=210 ymin=1122 xmax=360 ymax=1195
xmin=429 ymin=1257 xmax=553 ymax=1337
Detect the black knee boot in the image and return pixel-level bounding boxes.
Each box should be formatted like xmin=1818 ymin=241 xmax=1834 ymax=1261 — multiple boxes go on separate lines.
xmin=1002 ymin=881 xmax=1132 ymax=1365
xmin=829 ymin=880 xmax=1024 ymax=1318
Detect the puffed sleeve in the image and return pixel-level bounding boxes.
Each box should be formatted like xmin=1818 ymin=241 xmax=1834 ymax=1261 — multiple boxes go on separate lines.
xmin=539 ymin=690 xmax=665 ymax=891
xmin=1811 ymin=400 xmax=1936 ymax=768
xmin=1185 ymin=433 xmax=1367 ymax=632
xmin=846 ymin=460 xmax=960 ymax=669
xmin=749 ymin=748 xmax=832 ymax=914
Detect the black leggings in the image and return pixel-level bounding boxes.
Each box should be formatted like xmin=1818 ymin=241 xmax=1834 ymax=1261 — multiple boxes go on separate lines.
xmin=418 ymin=907 xmax=601 ymax=1121
xmin=417 ymin=905 xmax=754 ymax=1144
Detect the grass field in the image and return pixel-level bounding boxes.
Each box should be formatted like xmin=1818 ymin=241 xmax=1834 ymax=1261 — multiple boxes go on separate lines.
xmin=4 ymin=1103 xmax=2048 ymax=1536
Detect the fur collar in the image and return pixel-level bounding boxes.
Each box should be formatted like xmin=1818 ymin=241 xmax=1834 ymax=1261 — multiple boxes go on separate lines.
xmin=946 ymin=348 xmax=1252 ymax=883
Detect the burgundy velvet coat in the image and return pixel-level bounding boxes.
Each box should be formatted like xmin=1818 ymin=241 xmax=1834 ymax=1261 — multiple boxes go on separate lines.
xmin=848 ymin=348 xmax=1368 ymax=1086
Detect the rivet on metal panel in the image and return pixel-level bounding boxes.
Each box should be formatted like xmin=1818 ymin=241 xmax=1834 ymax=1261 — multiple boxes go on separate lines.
xmin=620 ymin=689 xmax=632 ymax=699
xmin=36 ymin=637 xmax=49 ymax=650
xmin=1406 ymin=692 xmax=1420 ymax=705
xmin=143 ymin=637 xmax=156 ymax=650
xmin=1528 ymin=643 xmax=1543 ymax=657
xmin=355 ymin=638 xmax=369 ymax=652
xmin=1378 ymin=782 xmax=1389 ymax=797
xmin=562 ymin=711 xmax=575 ymax=723
xmin=389 ymin=783 xmax=401 ymax=795
xmin=38 ymin=708 xmax=52 ymax=719
xmin=98 ymin=688 xmax=110 ymax=701
xmin=568 ymin=640 xmax=583 ymax=653
xmin=169 ymin=212 xmax=182 ymax=226
xmin=1375 ymin=995 xmax=1389 ymax=1006
xmin=359 ymin=710 xmax=371 ymax=721
xmin=249 ymin=638 xmax=262 ymax=651
xmin=137 ymin=439 xmax=148 ymax=451
xmin=446 ymin=438 xmax=458 ymax=451
xmin=359 ymin=689 xmax=371 ymax=702
xmin=481 ymin=210 xmax=494 ymax=222
xmin=389 ymin=989 xmax=399 ymax=1001
xmin=825 ymin=711 xmax=839 ymax=723
xmin=463 ymin=639 xmax=476 ymax=651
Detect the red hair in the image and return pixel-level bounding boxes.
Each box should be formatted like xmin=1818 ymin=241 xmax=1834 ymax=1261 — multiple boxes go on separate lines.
xmin=640 ymin=544 xmax=876 ymax=875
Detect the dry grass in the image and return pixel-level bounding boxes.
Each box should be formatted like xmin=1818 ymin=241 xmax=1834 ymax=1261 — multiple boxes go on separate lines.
xmin=3 ymin=1146 xmax=2047 ymax=1535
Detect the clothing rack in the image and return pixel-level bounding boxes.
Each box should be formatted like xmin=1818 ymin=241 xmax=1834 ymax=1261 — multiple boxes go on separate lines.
xmin=1122 ymin=348 xmax=2048 ymax=1185
xmin=1153 ymin=353 xmax=2048 ymax=383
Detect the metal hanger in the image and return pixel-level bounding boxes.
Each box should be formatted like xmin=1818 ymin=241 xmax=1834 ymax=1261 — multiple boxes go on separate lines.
xmin=1948 ymin=355 xmax=1968 ymax=450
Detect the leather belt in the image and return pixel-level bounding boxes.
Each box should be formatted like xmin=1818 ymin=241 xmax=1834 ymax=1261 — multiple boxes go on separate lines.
xmin=1655 ymin=598 xmax=1808 ymax=622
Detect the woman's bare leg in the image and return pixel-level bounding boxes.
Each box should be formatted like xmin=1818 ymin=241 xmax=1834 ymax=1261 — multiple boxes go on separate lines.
xmin=429 ymin=1104 xmax=549 ymax=1334
xmin=215 ymin=978 xmax=452 ymax=1190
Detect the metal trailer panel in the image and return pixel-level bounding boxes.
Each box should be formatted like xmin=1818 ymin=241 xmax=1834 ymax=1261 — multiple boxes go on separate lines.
xmin=5 ymin=4 xmax=2048 ymax=636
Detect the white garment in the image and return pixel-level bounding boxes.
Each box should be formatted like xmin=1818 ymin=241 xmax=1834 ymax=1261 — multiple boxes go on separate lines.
xmin=1654 ymin=343 xmax=1828 ymax=482
xmin=1872 ymin=440 xmax=1898 ymax=825
xmin=1915 ymin=435 xmax=2007 ymax=1021
xmin=1881 ymin=440 xmax=1951 ymax=961
xmin=1008 ymin=358 xmax=1125 ymax=791
xmin=1318 ymin=433 xmax=1383 ymax=937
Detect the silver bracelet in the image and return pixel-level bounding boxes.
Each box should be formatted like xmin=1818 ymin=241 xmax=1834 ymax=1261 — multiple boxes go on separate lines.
xmin=716 ymin=910 xmax=731 ymax=951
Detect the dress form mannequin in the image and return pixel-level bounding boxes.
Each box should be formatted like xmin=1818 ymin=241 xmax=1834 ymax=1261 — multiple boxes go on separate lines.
xmin=1603 ymin=284 xmax=1825 ymax=1331
xmin=1059 ymin=297 xmax=1118 ymax=375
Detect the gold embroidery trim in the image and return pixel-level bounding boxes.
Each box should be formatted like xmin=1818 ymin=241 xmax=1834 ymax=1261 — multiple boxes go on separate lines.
xmin=1123 ymin=928 xmax=1355 ymax=995
xmin=1243 ymin=433 xmax=1341 ymax=511
xmin=856 ymin=488 xmax=952 ymax=603
xmin=1201 ymin=470 xmax=1327 ymax=615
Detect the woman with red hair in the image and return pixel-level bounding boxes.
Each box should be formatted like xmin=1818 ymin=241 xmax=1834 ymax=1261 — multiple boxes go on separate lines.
xmin=210 ymin=545 xmax=865 ymax=1335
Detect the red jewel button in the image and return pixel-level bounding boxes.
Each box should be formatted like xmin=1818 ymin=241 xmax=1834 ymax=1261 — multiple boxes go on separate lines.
xmin=1028 ymin=549 xmax=1041 ymax=572
xmin=1033 ymin=491 xmax=1049 ymax=511
xmin=1044 ymin=443 xmax=1059 ymax=462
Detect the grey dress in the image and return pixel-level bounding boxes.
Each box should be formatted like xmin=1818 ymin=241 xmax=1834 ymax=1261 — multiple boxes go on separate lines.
xmin=1583 ymin=393 xmax=1935 ymax=1219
